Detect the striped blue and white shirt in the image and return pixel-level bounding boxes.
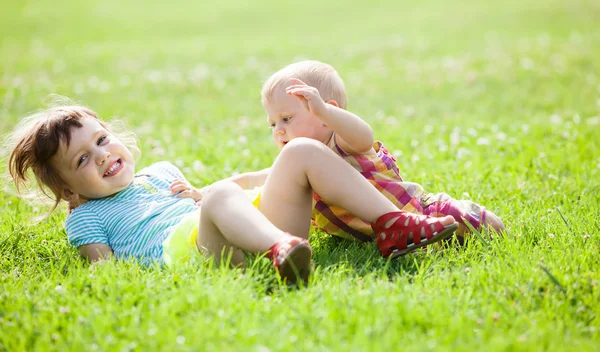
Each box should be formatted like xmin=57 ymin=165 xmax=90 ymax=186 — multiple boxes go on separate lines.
xmin=65 ymin=161 xmax=198 ymax=263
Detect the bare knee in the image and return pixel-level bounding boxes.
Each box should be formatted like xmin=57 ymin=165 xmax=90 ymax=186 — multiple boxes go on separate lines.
xmin=202 ymin=181 xmax=244 ymax=212
xmin=279 ymin=137 xmax=328 ymax=162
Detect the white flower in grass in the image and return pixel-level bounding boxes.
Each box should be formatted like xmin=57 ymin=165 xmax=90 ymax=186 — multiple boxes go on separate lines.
xmin=181 ymin=128 xmax=191 ymax=139
xmin=98 ymin=81 xmax=111 ymax=93
xmin=147 ymin=327 xmax=157 ymax=336
xmin=146 ymin=70 xmax=163 ymax=84
xmin=549 ymin=114 xmax=562 ymax=124
xmin=586 ymin=116 xmax=600 ymax=125
xmin=189 ymin=64 xmax=210 ymax=83
xmin=192 ymin=160 xmax=205 ymax=173
xmin=74 ymin=83 xmax=85 ymax=94
xmin=573 ymin=114 xmax=581 ymax=124
xmin=521 ymin=124 xmax=529 ymax=133
xmin=176 ymin=336 xmax=186 ymax=345
xmin=12 ymin=76 xmax=23 ymax=87
xmin=456 ymin=148 xmax=471 ymax=159
xmin=237 ymin=135 xmax=248 ymax=145
xmin=476 ymin=137 xmax=490 ymax=146
xmin=214 ymin=78 xmax=226 ymax=90
xmin=520 ymin=57 xmax=534 ymax=70
xmin=256 ymin=345 xmax=272 ymax=352
xmin=53 ymin=60 xmax=65 ymax=73
xmin=496 ymin=132 xmax=507 ymax=141
xmin=467 ymin=128 xmax=478 ymax=137
xmin=450 ymin=127 xmax=461 ymax=146
xmin=583 ymin=234 xmax=591 ymax=239
xmin=152 ymin=146 xmax=165 ymax=156
xmin=548 ymin=233 xmax=555 ymax=238
xmin=385 ymin=116 xmax=399 ymax=125
xmin=59 ymin=306 xmax=70 ymax=314
xmin=87 ymin=76 xmax=100 ymax=88
xmin=424 ymin=124 xmax=433 ymax=135
xmin=55 ymin=285 xmax=64 ymax=294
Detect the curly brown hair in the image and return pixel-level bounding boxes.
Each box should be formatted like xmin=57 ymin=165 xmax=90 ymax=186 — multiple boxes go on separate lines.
xmin=5 ymin=105 xmax=139 ymax=218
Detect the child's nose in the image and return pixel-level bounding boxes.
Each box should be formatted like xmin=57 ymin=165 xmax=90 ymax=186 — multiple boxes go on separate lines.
xmin=96 ymin=150 xmax=111 ymax=165
xmin=274 ymin=125 xmax=285 ymax=136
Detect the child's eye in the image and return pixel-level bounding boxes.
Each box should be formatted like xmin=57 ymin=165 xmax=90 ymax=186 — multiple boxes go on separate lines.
xmin=282 ymin=116 xmax=292 ymax=122
xmin=97 ymin=136 xmax=107 ymax=145
xmin=269 ymin=123 xmax=275 ymax=128
xmin=77 ymin=155 xmax=88 ymax=167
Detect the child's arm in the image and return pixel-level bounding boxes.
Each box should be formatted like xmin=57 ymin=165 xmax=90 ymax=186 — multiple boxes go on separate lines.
xmin=286 ymin=78 xmax=374 ymax=154
xmin=226 ymin=167 xmax=271 ymax=189
xmin=78 ymin=243 xmax=113 ymax=262
xmin=171 ymin=168 xmax=271 ymax=202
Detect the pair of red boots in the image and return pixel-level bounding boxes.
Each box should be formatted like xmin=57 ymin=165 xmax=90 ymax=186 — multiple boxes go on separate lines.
xmin=267 ymin=211 xmax=458 ymax=285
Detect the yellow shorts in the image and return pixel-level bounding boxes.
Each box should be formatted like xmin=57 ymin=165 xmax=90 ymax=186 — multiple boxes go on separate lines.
xmin=162 ymin=188 xmax=262 ymax=267
xmin=162 ymin=210 xmax=202 ymax=267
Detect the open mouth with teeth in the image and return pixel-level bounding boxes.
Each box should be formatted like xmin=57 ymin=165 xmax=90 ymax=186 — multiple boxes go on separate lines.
xmin=103 ymin=159 xmax=123 ymax=177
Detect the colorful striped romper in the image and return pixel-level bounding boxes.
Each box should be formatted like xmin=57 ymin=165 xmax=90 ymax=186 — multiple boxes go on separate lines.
xmin=311 ymin=133 xmax=486 ymax=242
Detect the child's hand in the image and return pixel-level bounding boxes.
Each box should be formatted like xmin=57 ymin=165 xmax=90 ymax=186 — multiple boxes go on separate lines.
xmin=170 ymin=179 xmax=206 ymax=204
xmin=286 ymin=78 xmax=329 ymax=118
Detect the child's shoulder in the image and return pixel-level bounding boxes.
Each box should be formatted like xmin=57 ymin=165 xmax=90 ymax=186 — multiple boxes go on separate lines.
xmin=65 ymin=200 xmax=104 ymax=226
xmin=138 ymin=161 xmax=183 ymax=177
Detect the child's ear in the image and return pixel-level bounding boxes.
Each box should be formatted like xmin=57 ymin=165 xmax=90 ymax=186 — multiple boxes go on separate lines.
xmin=62 ymin=188 xmax=81 ymax=204
xmin=326 ymin=100 xmax=339 ymax=108
xmin=62 ymin=189 xmax=86 ymax=210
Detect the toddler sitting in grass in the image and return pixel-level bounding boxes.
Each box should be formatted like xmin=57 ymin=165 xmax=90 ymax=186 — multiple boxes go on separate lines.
xmin=261 ymin=60 xmax=505 ymax=249
xmin=185 ymin=61 xmax=504 ymax=258
xmin=5 ymin=104 xmax=457 ymax=285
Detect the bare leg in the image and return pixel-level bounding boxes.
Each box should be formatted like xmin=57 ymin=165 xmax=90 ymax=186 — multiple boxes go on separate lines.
xmin=197 ymin=181 xmax=289 ymax=266
xmin=259 ymin=138 xmax=455 ymax=237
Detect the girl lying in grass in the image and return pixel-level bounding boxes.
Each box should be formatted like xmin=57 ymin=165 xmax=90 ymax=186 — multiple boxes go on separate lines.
xmin=5 ymin=104 xmax=457 ymax=285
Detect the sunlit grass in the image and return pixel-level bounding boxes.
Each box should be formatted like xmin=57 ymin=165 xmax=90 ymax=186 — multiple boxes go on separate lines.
xmin=1 ymin=0 xmax=599 ymax=350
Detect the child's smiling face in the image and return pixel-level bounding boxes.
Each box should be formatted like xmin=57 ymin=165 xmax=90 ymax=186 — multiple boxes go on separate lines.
xmin=264 ymin=85 xmax=332 ymax=150
xmin=51 ymin=116 xmax=136 ymax=201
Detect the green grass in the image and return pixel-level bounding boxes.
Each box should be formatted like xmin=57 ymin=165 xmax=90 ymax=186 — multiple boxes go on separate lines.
xmin=1 ymin=0 xmax=599 ymax=350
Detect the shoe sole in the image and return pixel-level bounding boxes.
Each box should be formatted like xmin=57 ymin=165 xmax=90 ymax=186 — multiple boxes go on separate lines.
xmin=278 ymin=243 xmax=312 ymax=286
xmin=390 ymin=222 xmax=459 ymax=259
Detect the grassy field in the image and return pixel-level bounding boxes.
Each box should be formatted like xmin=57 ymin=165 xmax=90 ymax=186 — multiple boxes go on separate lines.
xmin=1 ymin=0 xmax=599 ymax=350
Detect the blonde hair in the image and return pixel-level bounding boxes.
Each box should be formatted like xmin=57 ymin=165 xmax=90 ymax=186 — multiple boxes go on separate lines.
xmin=4 ymin=103 xmax=140 ymax=218
xmin=261 ymin=60 xmax=347 ymax=109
